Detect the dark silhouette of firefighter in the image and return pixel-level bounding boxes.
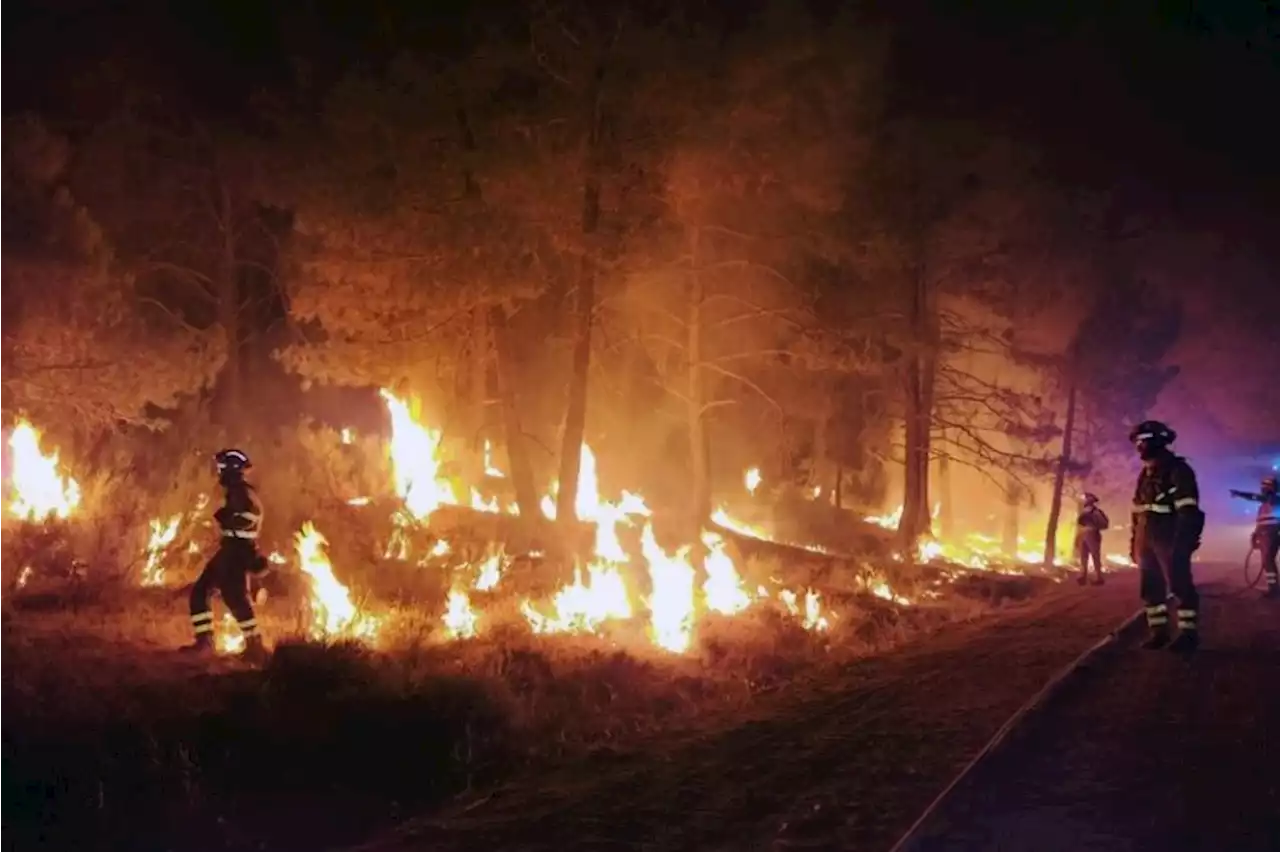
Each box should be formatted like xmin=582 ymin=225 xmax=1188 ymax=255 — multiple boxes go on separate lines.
xmin=181 ymin=449 xmax=269 ymax=662
xmin=1074 ymin=492 xmax=1109 ymax=586
xmin=1129 ymin=421 xmax=1204 ymax=652
xmin=1231 ymin=474 xmax=1280 ymax=597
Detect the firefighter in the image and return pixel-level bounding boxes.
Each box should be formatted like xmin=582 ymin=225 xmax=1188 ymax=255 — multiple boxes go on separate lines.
xmin=1230 ymin=474 xmax=1280 ymax=597
xmin=1129 ymin=421 xmax=1204 ymax=652
xmin=1074 ymin=492 xmax=1110 ymax=586
xmin=181 ymin=448 xmax=270 ymax=662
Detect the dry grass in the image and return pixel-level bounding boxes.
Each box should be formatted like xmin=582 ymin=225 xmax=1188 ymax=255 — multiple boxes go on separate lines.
xmin=0 ymin=556 xmax=1060 ymax=852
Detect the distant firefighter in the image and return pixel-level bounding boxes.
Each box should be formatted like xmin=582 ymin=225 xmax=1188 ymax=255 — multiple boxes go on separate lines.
xmin=181 ymin=448 xmax=270 ymax=663
xmin=1230 ymin=474 xmax=1280 ymax=598
xmin=1074 ymin=493 xmax=1110 ymax=586
xmin=1128 ymin=421 xmax=1204 ymax=653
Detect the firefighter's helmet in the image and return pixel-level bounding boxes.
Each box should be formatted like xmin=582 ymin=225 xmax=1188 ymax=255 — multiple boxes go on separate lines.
xmin=1082 ymin=492 xmax=1099 ymax=506
xmin=1128 ymin=420 xmax=1176 ymax=447
xmin=1263 ymin=474 xmax=1278 ymax=492
xmin=214 ymin=448 xmax=252 ymax=474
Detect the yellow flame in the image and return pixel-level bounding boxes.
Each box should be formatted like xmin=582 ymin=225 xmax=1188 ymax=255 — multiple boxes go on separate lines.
xmin=216 ymin=613 xmax=245 ymax=654
xmin=863 ymin=503 xmax=1121 ymax=573
xmin=372 ymin=406 xmax=837 ymax=651
xmin=296 ymin=522 xmax=379 ymax=642
xmin=141 ymin=514 xmax=182 ymax=586
xmin=381 ymin=389 xmax=458 ymax=520
xmin=443 ymin=588 xmax=478 ymax=639
xmin=6 ymin=421 xmax=81 ymax=521
xmin=641 ymin=524 xmax=696 ymax=653
xmin=483 ymin=440 xmax=505 ymax=478
xmin=744 ymin=467 xmax=762 ymax=494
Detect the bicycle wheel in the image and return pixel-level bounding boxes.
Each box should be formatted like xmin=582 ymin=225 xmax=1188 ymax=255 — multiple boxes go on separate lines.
xmin=1244 ymin=546 xmax=1265 ymax=589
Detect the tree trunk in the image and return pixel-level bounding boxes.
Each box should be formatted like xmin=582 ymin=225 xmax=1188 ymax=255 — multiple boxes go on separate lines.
xmin=937 ymin=435 xmax=954 ymax=540
xmin=834 ymin=459 xmax=844 ymax=510
xmin=900 ymin=265 xmax=933 ymax=554
xmin=489 ymin=305 xmax=541 ymax=519
xmin=813 ymin=386 xmax=832 ymax=500
xmin=687 ymin=226 xmax=710 ymax=535
xmin=1043 ymin=375 xmax=1079 ymax=566
xmin=554 ymin=57 xmax=607 ymax=526
xmin=216 ymin=186 xmax=240 ymax=433
xmin=468 ymin=308 xmax=490 ymax=484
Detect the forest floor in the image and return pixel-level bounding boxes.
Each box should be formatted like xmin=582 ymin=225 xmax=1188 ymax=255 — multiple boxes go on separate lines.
xmin=10 ymin=564 xmax=1267 ymax=852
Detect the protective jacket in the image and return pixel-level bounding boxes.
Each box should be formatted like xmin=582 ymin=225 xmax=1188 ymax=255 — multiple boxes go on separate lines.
xmin=215 ymin=481 xmax=264 ymax=545
xmin=1076 ymin=506 xmax=1110 ymax=542
xmin=1130 ymin=451 xmax=1203 ymax=557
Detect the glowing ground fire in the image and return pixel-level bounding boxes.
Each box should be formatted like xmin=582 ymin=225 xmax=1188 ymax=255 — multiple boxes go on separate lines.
xmin=7 ymin=399 xmax=1119 ymax=656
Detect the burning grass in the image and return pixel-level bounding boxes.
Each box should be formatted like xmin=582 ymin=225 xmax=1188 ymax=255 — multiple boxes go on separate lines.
xmin=1 ymin=403 xmax=1085 ymax=849
xmin=0 ymin=557 xmax=1053 ymax=852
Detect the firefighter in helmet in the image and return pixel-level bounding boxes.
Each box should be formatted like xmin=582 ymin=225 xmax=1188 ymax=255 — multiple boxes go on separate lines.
xmin=1129 ymin=421 xmax=1204 ymax=652
xmin=1230 ymin=474 xmax=1280 ymax=597
xmin=181 ymin=449 xmax=270 ymax=662
xmin=1074 ymin=492 xmax=1110 ymax=586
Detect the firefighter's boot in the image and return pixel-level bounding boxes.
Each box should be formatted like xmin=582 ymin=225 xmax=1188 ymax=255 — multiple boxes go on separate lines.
xmin=1168 ymin=630 xmax=1199 ymax=654
xmin=1141 ymin=628 xmax=1171 ymax=650
xmin=1090 ymin=574 xmax=1105 ymax=586
xmin=180 ymin=634 xmax=214 ymax=655
xmin=241 ymin=634 xmax=269 ymax=666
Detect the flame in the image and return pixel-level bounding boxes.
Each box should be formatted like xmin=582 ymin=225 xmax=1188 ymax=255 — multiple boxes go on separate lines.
xmin=483 ymin=440 xmax=505 ymax=478
xmin=862 ymin=503 xmax=1126 ymax=573
xmin=141 ymin=514 xmax=182 ymax=586
xmin=381 ymin=389 xmax=458 ymax=520
xmin=5 ymin=421 xmax=81 ymax=521
xmin=520 ymin=444 xmax=643 ymax=636
xmin=296 ymin=522 xmax=379 ymax=642
xmin=341 ymin=427 xmax=355 ymax=445
xmin=443 ymin=588 xmax=478 ymax=639
xmin=641 ymin=524 xmax=696 ymax=652
xmin=744 ymin=467 xmax=762 ymax=495
xmin=216 ymin=613 xmax=246 ymax=654
xmin=372 ymin=402 xmax=835 ymax=651
xmin=702 ymin=531 xmax=752 ymax=615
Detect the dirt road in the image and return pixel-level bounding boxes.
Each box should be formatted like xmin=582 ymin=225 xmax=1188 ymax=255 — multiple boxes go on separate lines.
xmin=896 ymin=573 xmax=1280 ymax=852
xmin=352 ymin=575 xmax=1148 ymax=852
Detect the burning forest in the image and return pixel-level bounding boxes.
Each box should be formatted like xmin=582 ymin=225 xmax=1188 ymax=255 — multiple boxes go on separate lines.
xmin=3 ymin=1 xmax=1276 ymax=850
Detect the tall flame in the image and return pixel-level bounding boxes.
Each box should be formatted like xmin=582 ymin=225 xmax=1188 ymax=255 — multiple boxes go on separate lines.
xmin=6 ymin=421 xmax=81 ymax=521
xmin=141 ymin=514 xmax=182 ymax=586
xmin=296 ymin=522 xmax=380 ymax=641
xmin=381 ymin=389 xmax=458 ymax=519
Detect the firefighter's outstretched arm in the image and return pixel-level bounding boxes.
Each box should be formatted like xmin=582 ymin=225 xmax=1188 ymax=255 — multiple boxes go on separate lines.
xmin=1171 ymin=462 xmax=1203 ymax=553
xmin=1229 ymin=489 xmax=1262 ymax=502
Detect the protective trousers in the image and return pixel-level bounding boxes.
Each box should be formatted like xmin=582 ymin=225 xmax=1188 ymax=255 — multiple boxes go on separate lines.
xmin=1259 ymin=525 xmax=1280 ymax=589
xmin=1139 ymin=540 xmax=1198 ymax=635
xmin=189 ymin=542 xmax=259 ymax=641
xmin=1077 ymin=532 xmax=1103 ymax=580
